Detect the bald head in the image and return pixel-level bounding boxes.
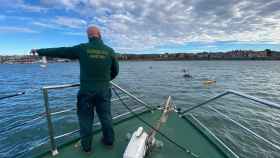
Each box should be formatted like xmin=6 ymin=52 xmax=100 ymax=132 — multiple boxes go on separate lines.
xmin=87 ymin=26 xmax=101 ymax=38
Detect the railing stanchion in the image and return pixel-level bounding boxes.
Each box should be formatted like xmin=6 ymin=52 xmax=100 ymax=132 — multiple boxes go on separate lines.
xmin=43 ymin=88 xmax=59 ymax=156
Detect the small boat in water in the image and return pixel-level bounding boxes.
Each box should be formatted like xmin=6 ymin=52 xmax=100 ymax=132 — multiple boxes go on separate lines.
xmin=40 ymin=56 xmax=48 ymax=68
xmin=203 ymin=80 xmax=216 ymax=85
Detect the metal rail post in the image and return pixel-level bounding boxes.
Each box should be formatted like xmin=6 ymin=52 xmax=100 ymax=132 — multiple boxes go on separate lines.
xmin=43 ymin=88 xmax=59 ymax=156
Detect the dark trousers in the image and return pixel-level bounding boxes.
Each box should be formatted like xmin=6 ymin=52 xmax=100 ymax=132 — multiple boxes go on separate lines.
xmin=77 ymin=88 xmax=114 ymax=151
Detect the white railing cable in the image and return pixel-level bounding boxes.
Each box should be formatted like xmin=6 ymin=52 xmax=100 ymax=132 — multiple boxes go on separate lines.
xmin=181 ymin=90 xmax=280 ymax=115
xmin=209 ymin=106 xmax=280 ymax=151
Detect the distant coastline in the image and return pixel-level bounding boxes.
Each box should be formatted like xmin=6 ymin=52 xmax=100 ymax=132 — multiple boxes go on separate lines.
xmin=1 ymin=49 xmax=280 ymax=64
xmin=0 ymin=56 xmax=73 ymax=64
xmin=117 ymin=49 xmax=280 ymax=61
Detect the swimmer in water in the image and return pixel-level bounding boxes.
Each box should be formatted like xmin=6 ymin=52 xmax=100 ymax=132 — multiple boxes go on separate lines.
xmin=182 ymin=69 xmax=192 ymax=78
xmin=183 ymin=73 xmax=192 ymax=78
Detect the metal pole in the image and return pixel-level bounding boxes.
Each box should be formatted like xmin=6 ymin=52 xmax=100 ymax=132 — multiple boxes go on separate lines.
xmin=147 ymin=96 xmax=172 ymax=144
xmin=181 ymin=91 xmax=230 ymax=115
xmin=43 ymin=89 xmax=59 ymax=156
xmin=228 ymin=90 xmax=280 ymax=110
xmin=181 ymin=90 xmax=280 ymax=116
xmin=111 ymin=82 xmax=154 ymax=111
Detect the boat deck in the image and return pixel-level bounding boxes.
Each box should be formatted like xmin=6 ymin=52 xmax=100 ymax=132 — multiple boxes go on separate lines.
xmin=37 ymin=110 xmax=234 ymax=158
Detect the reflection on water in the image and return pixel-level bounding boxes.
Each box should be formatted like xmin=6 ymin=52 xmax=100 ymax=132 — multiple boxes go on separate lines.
xmin=0 ymin=61 xmax=280 ymax=158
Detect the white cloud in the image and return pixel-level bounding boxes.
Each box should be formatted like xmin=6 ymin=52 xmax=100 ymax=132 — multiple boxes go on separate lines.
xmin=32 ymin=22 xmax=61 ymax=29
xmin=0 ymin=26 xmax=38 ymax=33
xmin=0 ymin=0 xmax=47 ymax=12
xmin=3 ymin=0 xmax=280 ymax=52
xmin=63 ymin=31 xmax=85 ymax=36
xmin=40 ymin=0 xmax=85 ymax=9
xmin=31 ymin=17 xmax=88 ymax=31
xmin=53 ymin=16 xmax=87 ymax=29
xmin=55 ymin=0 xmax=279 ymax=52
xmin=19 ymin=3 xmax=47 ymax=12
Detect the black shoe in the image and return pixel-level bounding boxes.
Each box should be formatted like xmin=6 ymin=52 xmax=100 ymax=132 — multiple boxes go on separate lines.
xmin=75 ymin=140 xmax=92 ymax=154
xmin=101 ymin=138 xmax=114 ymax=149
xmin=83 ymin=148 xmax=92 ymax=153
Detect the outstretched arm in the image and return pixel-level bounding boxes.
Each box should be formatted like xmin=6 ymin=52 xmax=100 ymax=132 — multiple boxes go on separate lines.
xmin=111 ymin=53 xmax=119 ymax=80
xmin=34 ymin=45 xmax=80 ymax=59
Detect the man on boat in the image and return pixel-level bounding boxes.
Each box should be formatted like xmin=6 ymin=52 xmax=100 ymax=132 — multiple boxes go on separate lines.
xmin=31 ymin=26 xmax=119 ymax=153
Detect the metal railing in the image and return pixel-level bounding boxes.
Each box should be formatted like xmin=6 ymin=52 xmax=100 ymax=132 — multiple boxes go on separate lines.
xmin=181 ymin=90 xmax=280 ymax=152
xmin=42 ymin=82 xmax=153 ymax=156
xmin=3 ymin=84 xmax=280 ymax=157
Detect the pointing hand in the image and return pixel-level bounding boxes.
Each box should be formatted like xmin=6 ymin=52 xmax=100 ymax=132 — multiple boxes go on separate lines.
xmin=30 ymin=49 xmax=38 ymax=56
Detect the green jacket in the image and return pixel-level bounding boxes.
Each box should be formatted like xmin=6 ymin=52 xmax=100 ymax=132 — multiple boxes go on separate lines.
xmin=37 ymin=37 xmax=119 ymax=92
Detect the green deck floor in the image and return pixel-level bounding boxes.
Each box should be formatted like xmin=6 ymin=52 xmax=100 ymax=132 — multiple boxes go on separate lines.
xmin=38 ymin=110 xmax=233 ymax=158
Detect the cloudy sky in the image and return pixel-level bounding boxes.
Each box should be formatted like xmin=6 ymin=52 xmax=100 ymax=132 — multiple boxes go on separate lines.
xmin=0 ymin=0 xmax=280 ymax=55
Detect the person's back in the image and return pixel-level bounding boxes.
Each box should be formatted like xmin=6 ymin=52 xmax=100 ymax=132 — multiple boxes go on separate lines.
xmin=32 ymin=26 xmax=119 ymax=154
xmin=36 ymin=36 xmax=118 ymax=92
xmin=79 ymin=38 xmax=115 ymax=91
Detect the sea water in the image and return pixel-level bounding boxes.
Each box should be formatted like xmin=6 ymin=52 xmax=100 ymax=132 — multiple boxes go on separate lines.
xmin=0 ymin=61 xmax=279 ymax=158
